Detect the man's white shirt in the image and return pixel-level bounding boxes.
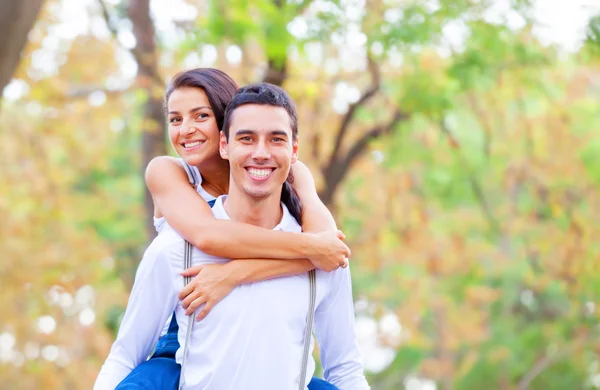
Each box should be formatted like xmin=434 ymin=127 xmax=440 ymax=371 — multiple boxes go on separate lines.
xmin=95 ymin=195 xmax=369 ymax=390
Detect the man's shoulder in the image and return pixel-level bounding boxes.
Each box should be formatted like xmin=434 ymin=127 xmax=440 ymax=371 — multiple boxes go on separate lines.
xmin=133 ymin=228 xmax=186 ymax=284
xmin=146 ymin=226 xmax=185 ymax=256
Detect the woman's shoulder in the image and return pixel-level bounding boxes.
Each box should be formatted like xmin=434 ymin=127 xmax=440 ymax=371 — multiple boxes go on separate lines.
xmin=146 ymin=155 xmax=183 ymax=173
xmin=146 ymin=156 xmax=184 ymax=181
xmin=146 ymin=156 xmax=215 ymax=204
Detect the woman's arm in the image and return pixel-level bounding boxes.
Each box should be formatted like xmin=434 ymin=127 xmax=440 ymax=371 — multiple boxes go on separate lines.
xmin=146 ymin=156 xmax=349 ymax=270
xmin=176 ymin=160 xmax=347 ymax=321
xmin=179 ymin=258 xmax=314 ymax=321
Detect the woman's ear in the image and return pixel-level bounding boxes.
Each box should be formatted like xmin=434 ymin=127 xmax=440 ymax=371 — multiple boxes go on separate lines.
xmin=219 ymin=132 xmax=229 ymax=160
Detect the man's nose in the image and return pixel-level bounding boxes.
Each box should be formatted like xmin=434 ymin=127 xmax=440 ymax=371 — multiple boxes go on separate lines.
xmin=252 ymin=140 xmax=271 ymax=160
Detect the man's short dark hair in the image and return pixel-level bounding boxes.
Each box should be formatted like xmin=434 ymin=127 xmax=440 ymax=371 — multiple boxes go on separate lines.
xmin=221 ymin=83 xmax=298 ymax=140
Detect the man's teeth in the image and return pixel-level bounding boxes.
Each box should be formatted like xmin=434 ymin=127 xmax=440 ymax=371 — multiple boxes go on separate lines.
xmin=247 ymin=168 xmax=272 ymax=178
xmin=184 ymin=141 xmax=202 ymax=148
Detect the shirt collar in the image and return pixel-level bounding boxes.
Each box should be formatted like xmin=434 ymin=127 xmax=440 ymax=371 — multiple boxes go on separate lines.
xmin=213 ymin=195 xmax=297 ymax=231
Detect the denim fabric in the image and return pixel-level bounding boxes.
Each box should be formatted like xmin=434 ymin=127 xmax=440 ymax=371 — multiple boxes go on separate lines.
xmin=308 ymin=377 xmax=340 ymax=389
xmin=115 ymin=356 xmax=180 ymax=389
xmin=151 ymin=313 xmax=179 ymax=359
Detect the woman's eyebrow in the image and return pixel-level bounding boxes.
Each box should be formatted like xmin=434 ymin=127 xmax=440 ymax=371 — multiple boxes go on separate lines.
xmin=168 ymin=105 xmax=213 ymax=115
xmin=189 ymin=106 xmax=213 ymax=114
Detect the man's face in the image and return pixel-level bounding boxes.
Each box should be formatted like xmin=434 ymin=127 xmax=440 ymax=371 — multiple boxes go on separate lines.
xmin=220 ymin=104 xmax=299 ymax=200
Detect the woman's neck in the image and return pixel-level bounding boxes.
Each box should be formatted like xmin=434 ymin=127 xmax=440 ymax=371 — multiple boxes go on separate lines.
xmin=197 ymin=158 xmax=230 ymax=197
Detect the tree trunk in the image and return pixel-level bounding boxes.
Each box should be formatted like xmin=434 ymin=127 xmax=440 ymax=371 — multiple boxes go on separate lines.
xmin=262 ymin=58 xmax=287 ymax=86
xmin=127 ymin=0 xmax=166 ymax=242
xmin=0 ymin=0 xmax=45 ymax=100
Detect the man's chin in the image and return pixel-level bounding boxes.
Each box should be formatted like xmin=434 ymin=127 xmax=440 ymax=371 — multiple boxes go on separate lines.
xmin=242 ymin=186 xmax=275 ymax=200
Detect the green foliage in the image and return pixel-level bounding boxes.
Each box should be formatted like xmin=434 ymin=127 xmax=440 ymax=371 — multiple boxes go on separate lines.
xmin=2 ymin=0 xmax=600 ymax=389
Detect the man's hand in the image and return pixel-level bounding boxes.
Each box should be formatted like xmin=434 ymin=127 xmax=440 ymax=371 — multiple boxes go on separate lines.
xmin=307 ymin=230 xmax=351 ymax=272
xmin=179 ymin=263 xmax=236 ymax=321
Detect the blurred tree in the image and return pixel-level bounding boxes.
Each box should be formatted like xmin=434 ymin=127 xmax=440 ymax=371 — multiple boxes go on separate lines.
xmin=99 ymin=0 xmax=166 ymax=241
xmin=1 ymin=0 xmax=600 ymax=389
xmin=0 ymin=0 xmax=45 ymax=99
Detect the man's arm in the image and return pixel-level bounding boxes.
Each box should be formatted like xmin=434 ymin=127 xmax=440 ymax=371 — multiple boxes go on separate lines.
xmin=94 ymin=242 xmax=179 ymax=389
xmin=313 ymin=265 xmax=370 ymax=389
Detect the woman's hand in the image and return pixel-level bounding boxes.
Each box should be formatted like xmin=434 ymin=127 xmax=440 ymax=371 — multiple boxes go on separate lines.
xmin=306 ymin=230 xmax=351 ymax=272
xmin=179 ymin=264 xmax=236 ymax=321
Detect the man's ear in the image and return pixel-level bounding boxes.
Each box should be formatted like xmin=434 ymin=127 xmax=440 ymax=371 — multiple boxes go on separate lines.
xmin=291 ymin=138 xmax=299 ymax=164
xmin=219 ymin=131 xmax=229 ymax=160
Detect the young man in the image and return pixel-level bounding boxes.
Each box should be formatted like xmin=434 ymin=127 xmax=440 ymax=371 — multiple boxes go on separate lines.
xmin=95 ymin=83 xmax=369 ymax=389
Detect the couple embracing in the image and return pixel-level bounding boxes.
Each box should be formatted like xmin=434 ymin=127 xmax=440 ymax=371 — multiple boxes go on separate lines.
xmin=95 ymin=68 xmax=370 ymax=390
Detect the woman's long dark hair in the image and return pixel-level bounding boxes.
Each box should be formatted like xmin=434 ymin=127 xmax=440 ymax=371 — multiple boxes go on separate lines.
xmin=282 ymin=171 xmax=302 ymax=225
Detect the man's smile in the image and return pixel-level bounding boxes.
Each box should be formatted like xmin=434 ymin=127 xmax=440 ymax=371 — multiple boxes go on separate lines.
xmin=245 ymin=167 xmax=275 ymax=181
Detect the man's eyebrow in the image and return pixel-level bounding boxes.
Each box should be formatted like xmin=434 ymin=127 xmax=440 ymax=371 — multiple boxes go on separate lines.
xmin=234 ymin=129 xmax=256 ymax=136
xmin=269 ymin=130 xmax=289 ymax=137
xmin=234 ymin=129 xmax=290 ymax=136
xmin=168 ymin=106 xmax=212 ymax=115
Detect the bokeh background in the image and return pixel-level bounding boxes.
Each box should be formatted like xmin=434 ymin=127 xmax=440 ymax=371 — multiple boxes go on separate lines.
xmin=2 ymin=0 xmax=600 ymax=389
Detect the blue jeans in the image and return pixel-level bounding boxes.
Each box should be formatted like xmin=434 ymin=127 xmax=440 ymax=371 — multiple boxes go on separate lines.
xmin=116 ymin=314 xmax=338 ymax=389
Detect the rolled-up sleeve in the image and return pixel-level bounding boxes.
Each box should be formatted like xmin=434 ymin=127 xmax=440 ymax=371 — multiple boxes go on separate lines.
xmin=94 ymin=243 xmax=180 ymax=390
xmin=313 ymin=265 xmax=370 ymax=390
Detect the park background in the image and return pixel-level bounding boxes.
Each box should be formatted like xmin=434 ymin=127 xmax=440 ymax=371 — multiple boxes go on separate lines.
xmin=2 ymin=0 xmax=600 ymax=389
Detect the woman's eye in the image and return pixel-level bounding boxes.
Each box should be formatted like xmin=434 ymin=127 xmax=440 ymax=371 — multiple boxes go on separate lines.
xmin=196 ymin=113 xmax=209 ymax=120
xmin=169 ymin=117 xmax=180 ymax=124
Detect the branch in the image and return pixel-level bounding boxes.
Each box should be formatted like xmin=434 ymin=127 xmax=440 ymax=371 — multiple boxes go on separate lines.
xmin=439 ymin=118 xmax=501 ymax=234
xmin=339 ymin=109 xmax=408 ymax=172
xmin=98 ymin=0 xmax=119 ymax=39
xmin=330 ymin=55 xmax=381 ymax=162
xmin=516 ymin=339 xmax=588 ymax=390
xmin=319 ymin=108 xmax=409 ymax=205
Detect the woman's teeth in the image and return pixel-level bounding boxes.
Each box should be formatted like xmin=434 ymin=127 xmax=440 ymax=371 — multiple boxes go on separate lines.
xmin=184 ymin=141 xmax=202 ymax=148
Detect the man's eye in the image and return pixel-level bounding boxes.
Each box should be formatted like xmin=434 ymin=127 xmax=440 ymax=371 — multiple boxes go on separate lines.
xmin=240 ymin=136 xmax=252 ymax=141
xmin=272 ymin=137 xmax=285 ymax=142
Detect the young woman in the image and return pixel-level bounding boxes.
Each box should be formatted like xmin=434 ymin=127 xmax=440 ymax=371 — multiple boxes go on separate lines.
xmin=103 ymin=68 xmax=347 ymax=389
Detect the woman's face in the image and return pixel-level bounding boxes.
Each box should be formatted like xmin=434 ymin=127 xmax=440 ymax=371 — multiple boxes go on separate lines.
xmin=167 ymin=87 xmax=221 ymax=167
